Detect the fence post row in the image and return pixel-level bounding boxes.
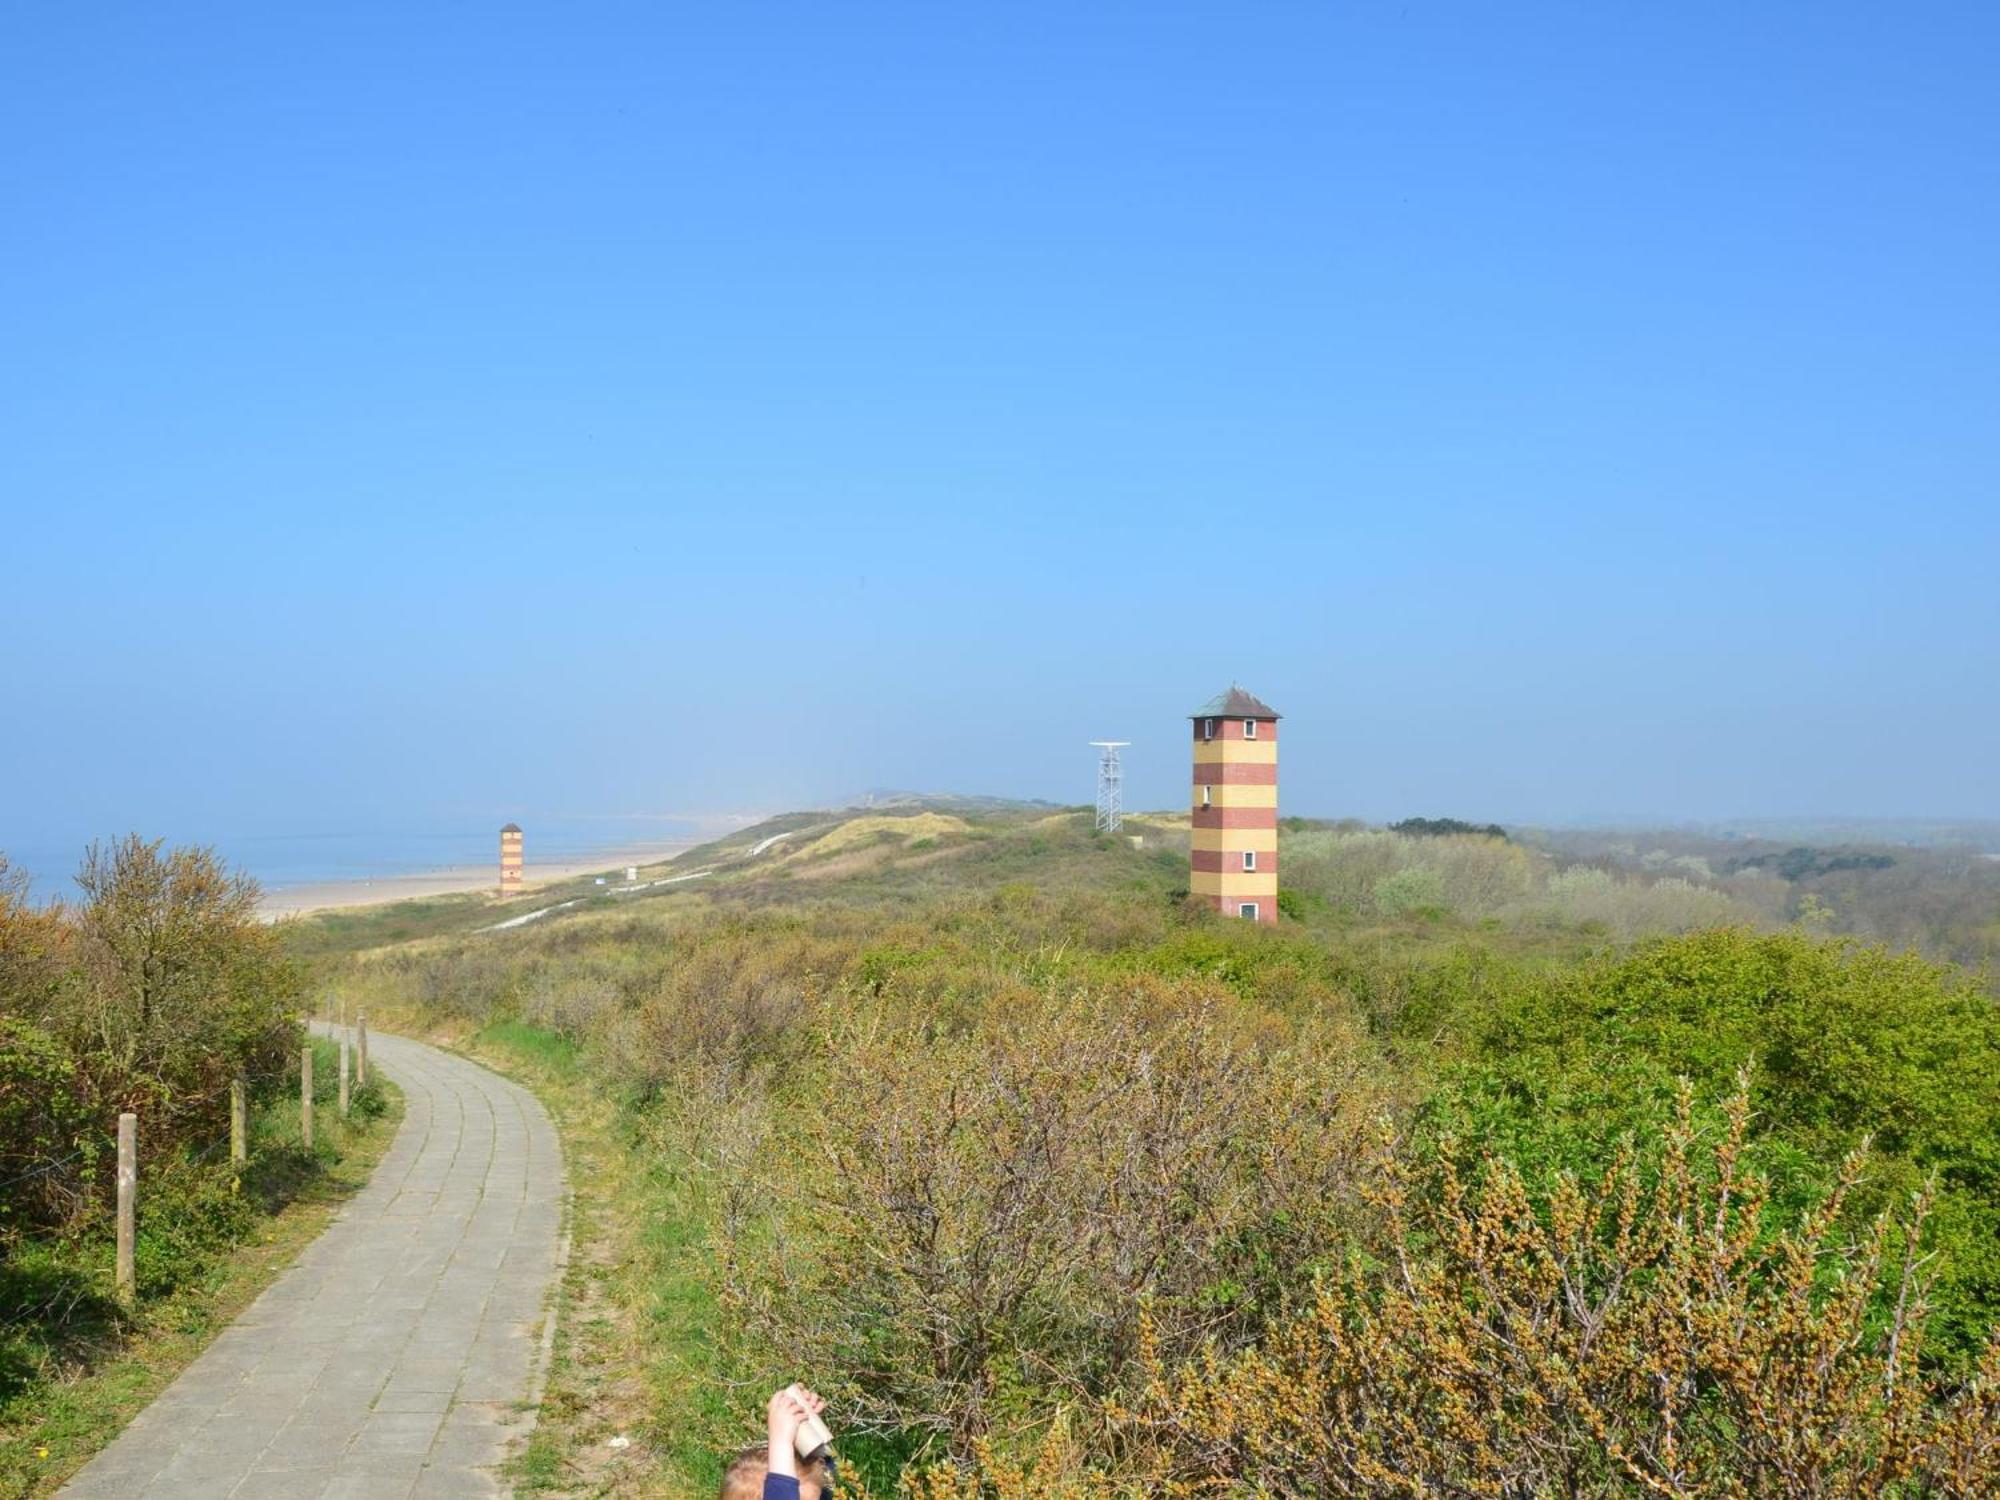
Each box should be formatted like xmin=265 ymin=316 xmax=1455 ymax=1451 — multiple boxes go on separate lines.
xmin=301 ymin=1045 xmax=314 ymax=1150
xmin=231 ymin=1077 xmax=247 ymax=1166
xmin=115 ymin=1112 xmax=137 ymax=1306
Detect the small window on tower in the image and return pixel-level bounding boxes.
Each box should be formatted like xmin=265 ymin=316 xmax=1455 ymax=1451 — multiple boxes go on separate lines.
xmin=1244 ymin=719 xmax=1258 ymax=739
xmin=1203 ymin=717 xmax=1215 ymax=740
xmin=1243 ymin=850 xmax=1257 ymax=871
xmin=1200 ymin=784 xmax=1212 ymax=807
xmin=1238 ymin=902 xmax=1259 ymax=920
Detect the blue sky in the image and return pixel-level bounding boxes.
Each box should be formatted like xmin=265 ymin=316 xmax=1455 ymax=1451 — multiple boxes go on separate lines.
xmin=4 ymin=1 xmax=1998 ymax=864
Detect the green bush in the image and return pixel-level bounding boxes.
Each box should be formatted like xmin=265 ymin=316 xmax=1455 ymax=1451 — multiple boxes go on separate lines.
xmin=1428 ymin=927 xmax=2000 ymax=1357
xmin=133 ymin=1159 xmax=259 ymax=1297
xmin=0 ymin=838 xmax=303 ymax=1239
xmin=0 ymin=1017 xmax=95 ymax=1235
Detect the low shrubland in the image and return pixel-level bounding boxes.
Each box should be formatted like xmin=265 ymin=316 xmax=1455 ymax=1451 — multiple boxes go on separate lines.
xmin=918 ymin=1094 xmax=2000 ymax=1497
xmin=310 ymin=810 xmax=2000 ymax=1494
xmin=0 ymin=841 xmax=393 ymax=1494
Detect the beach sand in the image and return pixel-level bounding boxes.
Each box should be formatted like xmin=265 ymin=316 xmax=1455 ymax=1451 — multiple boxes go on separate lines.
xmin=258 ymin=839 xmax=703 ymax=918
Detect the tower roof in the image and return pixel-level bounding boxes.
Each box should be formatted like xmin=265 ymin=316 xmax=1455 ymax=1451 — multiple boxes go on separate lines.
xmin=1191 ymin=685 xmax=1280 ymax=720
xmin=500 ymin=822 xmax=523 ymax=834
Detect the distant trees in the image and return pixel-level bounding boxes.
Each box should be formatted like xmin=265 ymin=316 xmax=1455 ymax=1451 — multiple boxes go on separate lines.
xmin=1732 ymin=846 xmax=1898 ymax=881
xmin=1372 ymin=865 xmax=1449 ymax=917
xmin=1280 ymin=828 xmax=1749 ymax=932
xmin=1538 ymin=830 xmax=1997 ymax=970
xmin=1389 ymin=816 xmax=1509 ymax=840
xmin=1542 ymin=865 xmax=1741 ymax=936
xmin=1284 ymin=829 xmax=1541 ymax=920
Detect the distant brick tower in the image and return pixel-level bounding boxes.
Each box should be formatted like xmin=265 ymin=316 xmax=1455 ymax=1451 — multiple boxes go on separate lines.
xmin=499 ymin=823 xmax=524 ymax=897
xmin=1190 ymin=687 xmax=1279 ymax=923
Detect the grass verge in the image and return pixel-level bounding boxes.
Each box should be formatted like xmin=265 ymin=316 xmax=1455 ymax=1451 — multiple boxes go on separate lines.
xmin=0 ymin=1040 xmax=404 ymax=1500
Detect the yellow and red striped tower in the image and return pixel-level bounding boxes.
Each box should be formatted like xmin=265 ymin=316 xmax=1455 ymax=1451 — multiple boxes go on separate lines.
xmin=1190 ymin=687 xmax=1279 ymax=924
xmin=499 ymin=823 xmax=524 ymax=897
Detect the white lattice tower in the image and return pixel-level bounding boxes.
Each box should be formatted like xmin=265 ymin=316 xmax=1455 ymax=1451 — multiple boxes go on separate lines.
xmin=1090 ymin=741 xmax=1129 ymax=833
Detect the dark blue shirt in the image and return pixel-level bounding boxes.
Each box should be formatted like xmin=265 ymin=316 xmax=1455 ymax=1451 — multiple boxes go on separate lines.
xmin=763 ymin=1477 xmax=801 ymax=1500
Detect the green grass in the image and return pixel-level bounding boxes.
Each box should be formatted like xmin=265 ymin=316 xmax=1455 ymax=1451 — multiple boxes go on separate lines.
xmin=278 ymin=891 xmax=507 ymax=957
xmin=0 ymin=1044 xmax=403 ymax=1499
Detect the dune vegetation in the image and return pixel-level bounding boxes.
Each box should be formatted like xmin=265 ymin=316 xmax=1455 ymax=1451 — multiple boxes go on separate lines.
xmin=300 ymin=805 xmax=2000 ymax=1495
xmin=0 ymin=841 xmax=398 ymax=1497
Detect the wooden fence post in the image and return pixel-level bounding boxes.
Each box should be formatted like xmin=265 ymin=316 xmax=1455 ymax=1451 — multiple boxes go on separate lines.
xmin=301 ymin=1045 xmax=314 ymax=1150
xmin=357 ymin=1013 xmax=369 ymax=1087
xmin=230 ymin=1077 xmax=247 ymax=1166
xmin=339 ymin=1034 xmax=351 ymax=1117
xmin=115 ymin=1112 xmax=136 ymax=1306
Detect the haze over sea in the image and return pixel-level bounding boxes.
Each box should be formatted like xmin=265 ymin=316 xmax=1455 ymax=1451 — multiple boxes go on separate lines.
xmin=8 ymin=814 xmax=701 ymax=904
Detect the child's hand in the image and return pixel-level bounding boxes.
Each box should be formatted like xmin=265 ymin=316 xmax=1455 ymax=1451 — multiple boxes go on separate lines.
xmin=766 ymin=1385 xmax=825 ymax=1477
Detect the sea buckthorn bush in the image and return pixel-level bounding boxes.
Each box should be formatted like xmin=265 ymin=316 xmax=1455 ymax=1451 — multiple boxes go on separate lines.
xmin=0 ymin=841 xmax=302 ymax=1238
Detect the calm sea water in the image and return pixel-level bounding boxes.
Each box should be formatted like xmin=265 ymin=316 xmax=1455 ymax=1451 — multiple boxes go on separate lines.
xmin=4 ymin=816 xmax=700 ymax=901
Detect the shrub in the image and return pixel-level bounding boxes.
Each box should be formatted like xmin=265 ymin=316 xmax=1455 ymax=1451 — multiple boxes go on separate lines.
xmin=1433 ymin=927 xmax=2000 ymax=1357
xmin=0 ymin=838 xmax=302 ymax=1238
xmin=1112 ymin=1086 xmax=2000 ymax=1495
xmin=132 ymin=1158 xmax=260 ymax=1297
xmin=0 ymin=1017 xmax=95 ymax=1234
xmin=721 ymin=984 xmax=1385 ymax=1461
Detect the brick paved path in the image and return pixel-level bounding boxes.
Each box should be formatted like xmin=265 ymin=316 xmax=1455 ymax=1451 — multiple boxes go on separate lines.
xmin=61 ymin=1029 xmax=565 ymax=1499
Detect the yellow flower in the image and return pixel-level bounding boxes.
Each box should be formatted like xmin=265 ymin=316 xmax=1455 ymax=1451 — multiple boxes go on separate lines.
xmin=35 ymin=1447 xmax=49 ymax=1459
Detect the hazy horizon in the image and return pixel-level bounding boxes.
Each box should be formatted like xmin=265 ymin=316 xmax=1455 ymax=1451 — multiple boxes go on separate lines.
xmin=10 ymin=796 xmax=2000 ymax=903
xmin=6 ymin=4 xmax=1997 ymax=865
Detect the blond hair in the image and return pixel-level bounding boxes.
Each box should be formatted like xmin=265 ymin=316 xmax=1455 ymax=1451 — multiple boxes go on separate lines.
xmin=719 ymin=1443 xmax=829 ymax=1500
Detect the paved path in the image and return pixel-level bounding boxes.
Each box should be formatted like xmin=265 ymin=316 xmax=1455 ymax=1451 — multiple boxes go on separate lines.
xmin=62 ymin=1030 xmax=565 ymax=1499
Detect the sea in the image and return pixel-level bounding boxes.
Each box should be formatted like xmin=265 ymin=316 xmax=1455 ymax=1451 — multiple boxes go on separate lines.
xmin=3 ymin=815 xmax=703 ymax=903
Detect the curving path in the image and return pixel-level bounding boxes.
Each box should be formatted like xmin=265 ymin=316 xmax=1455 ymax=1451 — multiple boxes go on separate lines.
xmin=61 ymin=1029 xmax=565 ymax=1500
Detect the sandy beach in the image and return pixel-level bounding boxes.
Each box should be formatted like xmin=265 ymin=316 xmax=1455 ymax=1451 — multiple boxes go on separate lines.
xmin=258 ymin=838 xmax=705 ymax=918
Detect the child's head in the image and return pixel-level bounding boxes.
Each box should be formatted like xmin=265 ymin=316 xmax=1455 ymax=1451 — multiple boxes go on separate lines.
xmin=719 ymin=1443 xmax=829 ymax=1500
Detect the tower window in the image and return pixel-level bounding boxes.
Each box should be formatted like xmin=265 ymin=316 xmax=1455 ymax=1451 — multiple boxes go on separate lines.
xmin=1244 ymin=719 xmax=1258 ymax=739
xmin=1203 ymin=717 xmax=1215 ymax=740
xmin=1238 ymin=902 xmax=1259 ymax=920
xmin=1200 ymin=784 xmax=1211 ymax=807
xmin=1243 ymin=850 xmax=1256 ymax=871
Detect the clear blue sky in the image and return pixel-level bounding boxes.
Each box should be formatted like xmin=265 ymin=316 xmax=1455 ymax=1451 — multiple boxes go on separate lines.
xmin=5 ymin=2 xmax=1998 ymax=862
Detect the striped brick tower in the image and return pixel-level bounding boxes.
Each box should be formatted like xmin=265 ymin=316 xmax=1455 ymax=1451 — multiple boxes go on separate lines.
xmin=1190 ymin=686 xmax=1279 ymax=924
xmin=499 ymin=823 xmax=524 ymax=898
